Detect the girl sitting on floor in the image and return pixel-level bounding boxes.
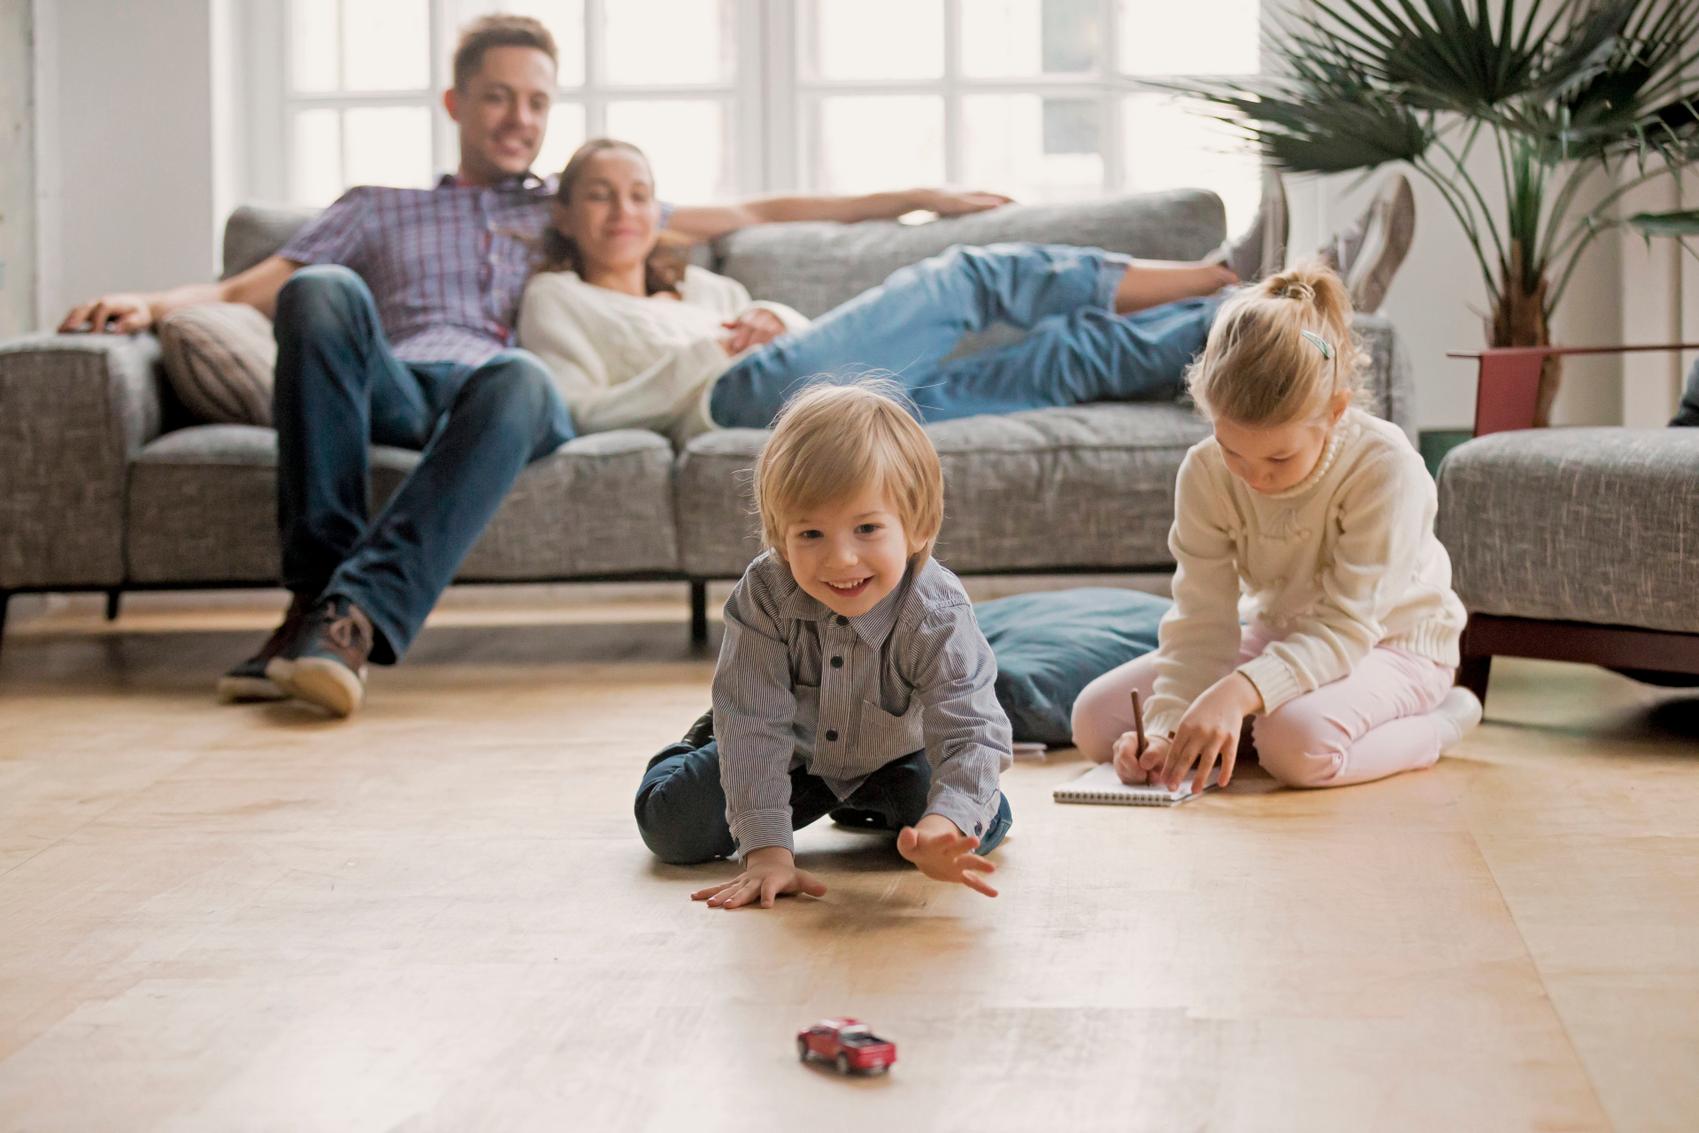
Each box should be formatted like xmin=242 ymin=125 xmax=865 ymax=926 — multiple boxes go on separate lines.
xmin=1071 ymin=264 xmax=1481 ymax=792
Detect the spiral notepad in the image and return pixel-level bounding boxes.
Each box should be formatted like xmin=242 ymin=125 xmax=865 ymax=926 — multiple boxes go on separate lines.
xmin=1052 ymin=762 xmax=1215 ymax=806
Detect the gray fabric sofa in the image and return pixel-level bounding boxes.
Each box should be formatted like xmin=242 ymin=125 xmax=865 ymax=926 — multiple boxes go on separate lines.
xmin=1437 ymin=347 xmax=1699 ymax=701
xmin=0 ymin=190 xmax=1415 ymax=645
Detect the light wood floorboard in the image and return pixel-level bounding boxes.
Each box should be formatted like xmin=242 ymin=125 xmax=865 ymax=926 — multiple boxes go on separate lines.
xmin=0 ymin=587 xmax=1694 ymax=1132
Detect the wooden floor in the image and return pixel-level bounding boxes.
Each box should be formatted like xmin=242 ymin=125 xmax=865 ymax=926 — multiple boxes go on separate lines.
xmin=1 ymin=585 xmax=1695 ymax=1133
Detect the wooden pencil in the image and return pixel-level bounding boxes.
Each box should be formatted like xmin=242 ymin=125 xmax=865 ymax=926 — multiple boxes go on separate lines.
xmin=1130 ymin=689 xmax=1146 ymax=757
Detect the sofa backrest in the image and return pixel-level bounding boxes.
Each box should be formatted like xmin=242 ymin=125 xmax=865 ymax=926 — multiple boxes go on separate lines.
xmin=220 ymin=189 xmax=1227 ymax=312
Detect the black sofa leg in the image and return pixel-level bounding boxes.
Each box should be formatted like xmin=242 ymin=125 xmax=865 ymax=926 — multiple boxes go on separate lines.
xmin=690 ymin=580 xmax=708 ymax=646
xmin=1458 ymin=653 xmax=1492 ymax=706
xmin=105 ymin=589 xmax=123 ymax=622
xmin=0 ymin=590 xmax=9 ymax=652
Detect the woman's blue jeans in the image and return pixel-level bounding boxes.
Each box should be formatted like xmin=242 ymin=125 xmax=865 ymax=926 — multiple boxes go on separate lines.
xmin=708 ymin=242 xmax=1222 ymax=427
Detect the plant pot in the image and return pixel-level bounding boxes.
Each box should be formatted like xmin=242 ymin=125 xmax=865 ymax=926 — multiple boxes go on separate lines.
xmin=1488 ymin=252 xmax=1558 ymax=427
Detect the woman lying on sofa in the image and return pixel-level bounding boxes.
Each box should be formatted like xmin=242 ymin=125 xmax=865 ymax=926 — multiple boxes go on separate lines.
xmin=516 ymin=138 xmax=1407 ymax=443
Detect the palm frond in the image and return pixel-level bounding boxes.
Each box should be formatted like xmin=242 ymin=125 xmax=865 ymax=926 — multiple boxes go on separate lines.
xmin=1627 ymin=209 xmax=1699 ymax=237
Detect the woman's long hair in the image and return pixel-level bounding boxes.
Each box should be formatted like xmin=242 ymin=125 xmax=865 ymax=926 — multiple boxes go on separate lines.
xmin=537 ymin=138 xmax=686 ymax=296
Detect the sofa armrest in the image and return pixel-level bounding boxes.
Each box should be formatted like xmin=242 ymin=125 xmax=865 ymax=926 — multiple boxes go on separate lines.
xmin=1353 ymin=313 xmax=1416 ymax=442
xmin=0 ymin=333 xmax=165 ymax=589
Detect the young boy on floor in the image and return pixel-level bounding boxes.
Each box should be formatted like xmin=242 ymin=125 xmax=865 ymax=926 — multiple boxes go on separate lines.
xmin=634 ymin=380 xmax=1013 ymax=909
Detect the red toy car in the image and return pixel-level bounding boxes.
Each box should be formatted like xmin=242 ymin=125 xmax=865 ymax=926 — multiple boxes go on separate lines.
xmin=796 ymin=1017 xmax=897 ymax=1075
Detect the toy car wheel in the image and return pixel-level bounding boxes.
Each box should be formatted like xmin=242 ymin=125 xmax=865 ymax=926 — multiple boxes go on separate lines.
xmin=835 ymin=1053 xmax=850 ymax=1075
xmin=797 ymin=1039 xmax=810 ymax=1062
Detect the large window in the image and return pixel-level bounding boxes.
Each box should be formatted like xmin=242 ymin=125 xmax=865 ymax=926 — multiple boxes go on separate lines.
xmin=254 ymin=0 xmax=1262 ymax=229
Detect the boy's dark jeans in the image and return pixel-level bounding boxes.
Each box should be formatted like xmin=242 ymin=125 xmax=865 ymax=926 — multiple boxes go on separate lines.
xmin=635 ymin=736 xmax=1012 ymax=865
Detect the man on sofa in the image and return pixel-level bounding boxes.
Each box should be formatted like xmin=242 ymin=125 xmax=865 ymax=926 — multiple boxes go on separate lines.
xmin=56 ymin=14 xmax=1014 ymax=718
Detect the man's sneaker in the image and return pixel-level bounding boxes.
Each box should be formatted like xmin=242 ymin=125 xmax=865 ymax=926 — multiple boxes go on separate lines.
xmin=1213 ymin=170 xmax=1288 ymax=283
xmin=216 ymin=593 xmax=314 ymax=703
xmin=1321 ymin=174 xmax=1415 ymax=314
xmin=267 ymin=596 xmax=374 ymax=718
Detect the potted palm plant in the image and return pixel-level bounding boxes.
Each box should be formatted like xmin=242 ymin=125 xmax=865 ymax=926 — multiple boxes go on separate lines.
xmin=1159 ymin=0 xmax=1699 ymax=425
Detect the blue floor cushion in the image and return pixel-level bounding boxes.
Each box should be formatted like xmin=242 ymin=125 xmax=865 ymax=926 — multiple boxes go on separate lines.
xmin=977 ymin=587 xmax=1172 ymax=745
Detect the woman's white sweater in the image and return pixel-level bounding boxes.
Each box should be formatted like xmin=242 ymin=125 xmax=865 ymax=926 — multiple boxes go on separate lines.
xmin=517 ymin=265 xmax=810 ymax=443
xmin=1145 ymin=407 xmax=1469 ymax=738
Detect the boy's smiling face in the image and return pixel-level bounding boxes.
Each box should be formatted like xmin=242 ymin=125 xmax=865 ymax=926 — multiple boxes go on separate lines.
xmin=782 ymin=484 xmax=919 ymax=619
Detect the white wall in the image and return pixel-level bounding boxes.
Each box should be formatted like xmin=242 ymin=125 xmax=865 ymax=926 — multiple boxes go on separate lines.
xmin=0 ymin=0 xmax=36 ymax=337
xmin=36 ymin=0 xmax=222 ymax=325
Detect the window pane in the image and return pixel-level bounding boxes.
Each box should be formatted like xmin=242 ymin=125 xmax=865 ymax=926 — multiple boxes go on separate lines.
xmin=962 ymin=95 xmax=1103 ymax=203
xmin=532 ymin=102 xmax=589 ymax=180
xmin=1122 ymin=95 xmax=1261 ymax=234
xmin=290 ymin=0 xmax=339 ymax=93
xmin=814 ymin=96 xmax=944 ymax=195
xmin=342 ymin=0 xmax=430 ymax=91
xmin=808 ymin=0 xmax=943 ymax=80
xmin=604 ymin=0 xmax=734 ymax=85
xmin=605 ymin=101 xmax=730 ymax=204
xmin=291 ymin=109 xmax=344 ymax=206
xmin=344 ymin=107 xmax=435 ymax=190
xmin=961 ymin=0 xmax=1100 ymax=77
xmin=454 ymin=0 xmax=586 ymax=87
xmin=1117 ymin=0 xmax=1260 ymax=76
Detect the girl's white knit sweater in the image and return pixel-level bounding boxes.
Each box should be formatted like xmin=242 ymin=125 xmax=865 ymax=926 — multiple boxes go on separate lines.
xmin=1145 ymin=407 xmax=1468 ymax=738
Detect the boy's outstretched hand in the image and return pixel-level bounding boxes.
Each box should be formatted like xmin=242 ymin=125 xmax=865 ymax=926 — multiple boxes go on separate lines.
xmin=897 ymin=814 xmax=998 ymax=898
xmin=692 ymin=846 xmax=827 ymax=910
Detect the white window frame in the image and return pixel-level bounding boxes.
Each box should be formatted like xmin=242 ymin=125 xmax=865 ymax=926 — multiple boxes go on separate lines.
xmin=242 ymin=0 xmax=1265 ymax=207
xmin=242 ymin=0 xmax=767 ymax=205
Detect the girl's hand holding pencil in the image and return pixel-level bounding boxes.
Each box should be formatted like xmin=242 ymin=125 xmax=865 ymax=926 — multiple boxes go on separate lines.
xmin=1111 ymin=690 xmax=1169 ymax=785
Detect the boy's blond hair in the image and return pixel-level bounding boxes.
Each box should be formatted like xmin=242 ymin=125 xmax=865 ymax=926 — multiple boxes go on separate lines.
xmin=754 ymin=378 xmax=944 ymax=560
xmin=1186 ymin=260 xmax=1369 ymax=426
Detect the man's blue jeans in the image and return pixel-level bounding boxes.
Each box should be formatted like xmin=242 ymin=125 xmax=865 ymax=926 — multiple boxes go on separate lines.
xmin=708 ymin=242 xmax=1222 ymax=427
xmin=272 ymin=265 xmax=574 ymax=663
xmin=635 ymin=736 xmax=1013 ymax=865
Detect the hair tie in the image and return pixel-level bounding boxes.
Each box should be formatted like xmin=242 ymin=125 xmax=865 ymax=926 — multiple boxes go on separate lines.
xmin=1300 ymin=330 xmax=1334 ymax=359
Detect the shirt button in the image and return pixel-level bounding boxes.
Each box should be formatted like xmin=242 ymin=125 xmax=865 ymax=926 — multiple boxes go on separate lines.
xmin=835 ymin=616 xmax=849 ymax=627
xmin=825 ymin=729 xmax=839 ymax=742
xmin=974 ymin=822 xmax=984 ymax=835
xmin=830 ymin=656 xmax=843 ymax=668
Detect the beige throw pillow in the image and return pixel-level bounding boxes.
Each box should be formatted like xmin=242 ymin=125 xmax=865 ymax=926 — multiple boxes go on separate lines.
xmin=158 ymin=302 xmax=276 ymax=426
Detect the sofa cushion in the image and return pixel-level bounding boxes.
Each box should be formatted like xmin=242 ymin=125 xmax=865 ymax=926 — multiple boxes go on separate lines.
xmin=676 ymin=403 xmax=1211 ymax=579
xmin=157 ymin=303 xmax=276 ymax=426
xmin=711 ymin=190 xmax=1227 ymax=317
xmin=1437 ymin=428 xmax=1699 ymax=634
xmin=126 ymin=425 xmax=680 ymax=584
xmin=979 ymin=587 xmax=1170 ymax=745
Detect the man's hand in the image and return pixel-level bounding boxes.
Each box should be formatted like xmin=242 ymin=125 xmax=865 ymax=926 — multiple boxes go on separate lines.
xmin=690 ymin=846 xmax=827 ymax=910
xmin=59 ymin=294 xmax=154 ymax=335
xmin=896 ymin=814 xmax=998 ymax=898
xmin=909 ymin=188 xmax=1014 ymax=218
xmin=1160 ymin=673 xmax=1262 ymax=794
xmin=719 ymin=307 xmax=787 ymax=356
